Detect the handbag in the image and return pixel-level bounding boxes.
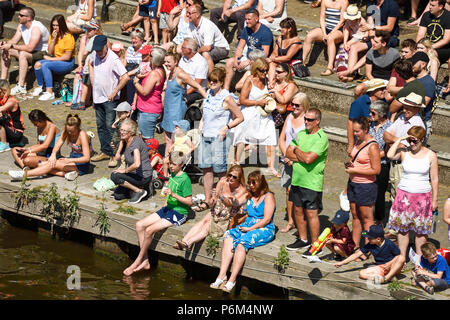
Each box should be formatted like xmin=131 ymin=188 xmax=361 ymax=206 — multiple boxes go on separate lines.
xmin=291 ymin=61 xmax=310 ymax=78
xmin=209 ymin=199 xmax=230 ymax=238
xmin=271 ymin=109 xmax=284 ymax=128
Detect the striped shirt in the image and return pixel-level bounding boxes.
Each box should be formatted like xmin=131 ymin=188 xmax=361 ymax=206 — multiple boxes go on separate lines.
xmin=325 ymin=8 xmax=341 ymax=31
xmin=126 ymin=45 xmax=143 ymax=65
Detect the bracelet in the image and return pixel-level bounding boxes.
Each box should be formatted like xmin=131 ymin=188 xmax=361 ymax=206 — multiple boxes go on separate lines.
xmin=226 ymin=124 xmax=230 ymax=130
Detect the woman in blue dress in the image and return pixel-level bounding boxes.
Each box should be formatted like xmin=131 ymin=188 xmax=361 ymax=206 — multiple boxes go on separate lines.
xmin=161 ymin=45 xmax=206 ymax=157
xmin=210 ymin=170 xmax=276 ymax=293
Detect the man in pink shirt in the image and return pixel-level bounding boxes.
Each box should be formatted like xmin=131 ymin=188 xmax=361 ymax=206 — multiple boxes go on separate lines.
xmin=89 ymin=35 xmax=129 ymax=167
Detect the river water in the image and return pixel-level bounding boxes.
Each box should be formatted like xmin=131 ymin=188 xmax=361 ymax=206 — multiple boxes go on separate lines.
xmin=0 ymin=216 xmax=285 ymax=300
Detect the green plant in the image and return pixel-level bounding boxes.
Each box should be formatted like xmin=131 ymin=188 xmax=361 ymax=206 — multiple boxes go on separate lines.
xmin=94 ymin=195 xmax=110 ymax=235
xmin=388 ymin=281 xmax=403 ymax=292
xmin=39 ymin=182 xmax=80 ymax=227
xmin=62 ymin=184 xmax=81 ymax=227
xmin=274 ymin=245 xmax=290 ymax=273
xmin=13 ymin=169 xmax=39 ymax=210
xmin=114 ymin=203 xmax=137 ymax=215
xmin=206 ymin=236 xmax=220 ymax=258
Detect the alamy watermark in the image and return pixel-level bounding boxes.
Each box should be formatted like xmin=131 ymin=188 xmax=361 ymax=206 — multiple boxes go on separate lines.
xmin=66 ymin=265 xmax=81 ymax=290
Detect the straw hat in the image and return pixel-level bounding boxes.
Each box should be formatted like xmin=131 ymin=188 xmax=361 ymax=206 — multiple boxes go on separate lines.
xmin=344 ymin=5 xmax=361 ymax=20
xmin=258 ymin=95 xmax=277 ymax=116
xmin=398 ymin=92 xmax=426 ymax=108
xmin=366 ymin=78 xmax=388 ymax=92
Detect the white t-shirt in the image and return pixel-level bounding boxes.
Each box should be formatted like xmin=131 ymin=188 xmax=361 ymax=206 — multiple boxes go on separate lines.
xmin=20 ymin=20 xmax=49 ymax=52
xmin=178 ymin=52 xmax=208 ymax=89
xmin=386 ymin=113 xmax=425 ymax=147
xmin=187 ymin=17 xmax=230 ymax=50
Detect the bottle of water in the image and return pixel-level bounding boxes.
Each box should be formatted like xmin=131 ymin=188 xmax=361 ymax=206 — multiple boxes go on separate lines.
xmin=52 ymin=100 xmax=62 ymax=105
xmin=432 ymin=209 xmax=439 ymax=233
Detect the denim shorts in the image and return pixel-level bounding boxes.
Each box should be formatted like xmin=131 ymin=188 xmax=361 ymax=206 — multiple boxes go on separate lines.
xmin=70 ymin=152 xmax=90 ymax=176
xmin=156 ymin=206 xmax=187 ymax=226
xmin=347 ymin=180 xmax=378 ymax=206
xmin=137 ymin=111 xmax=160 ymax=139
xmin=197 ymin=135 xmax=230 ymax=173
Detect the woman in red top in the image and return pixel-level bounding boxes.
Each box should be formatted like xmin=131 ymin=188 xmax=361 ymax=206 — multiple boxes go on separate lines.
xmin=0 ymin=80 xmax=24 ymax=152
xmin=345 ymin=116 xmax=380 ymax=250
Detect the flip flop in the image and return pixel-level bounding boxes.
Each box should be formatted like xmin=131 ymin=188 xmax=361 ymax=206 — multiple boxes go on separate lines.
xmin=424 ymin=285 xmax=434 ymax=295
xmin=176 ymin=240 xmax=190 ymax=250
xmin=321 ymin=68 xmax=333 ymax=76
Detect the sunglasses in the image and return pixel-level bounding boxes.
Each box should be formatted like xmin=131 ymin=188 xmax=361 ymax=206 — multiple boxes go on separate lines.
xmin=248 ymin=180 xmax=257 ymax=185
xmin=275 ymin=70 xmax=285 ymax=74
xmin=227 ymin=173 xmax=239 ymax=180
xmin=257 ymin=68 xmax=268 ymax=73
xmin=304 ymin=117 xmax=317 ymax=122
xmin=370 ymin=111 xmax=377 ymax=116
xmin=291 ymin=103 xmax=303 ymax=109
xmin=209 ymin=79 xmax=218 ymax=84
xmin=18 ymin=13 xmax=28 ymax=17
xmin=406 ymin=137 xmax=419 ymax=144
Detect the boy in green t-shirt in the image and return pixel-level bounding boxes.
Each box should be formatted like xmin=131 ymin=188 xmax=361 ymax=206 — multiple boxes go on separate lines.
xmin=123 ymin=151 xmax=192 ymax=277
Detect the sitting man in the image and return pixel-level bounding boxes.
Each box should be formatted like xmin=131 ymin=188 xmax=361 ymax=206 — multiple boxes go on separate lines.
xmin=186 ymin=3 xmax=230 ymax=73
xmin=210 ymin=0 xmax=257 ymax=42
xmin=224 ymin=9 xmax=273 ymax=91
xmin=416 ymin=0 xmax=450 ymax=64
xmin=0 ymin=7 xmax=49 ymax=95
xmin=178 ymin=37 xmax=209 ymax=106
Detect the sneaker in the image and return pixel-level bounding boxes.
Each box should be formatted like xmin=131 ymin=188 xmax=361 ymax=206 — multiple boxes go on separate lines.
xmin=9 ymin=170 xmax=24 ymax=181
xmin=10 ymin=85 xmax=27 ymax=95
xmin=210 ymin=277 xmax=227 ymax=289
xmin=91 ymin=152 xmax=110 ymax=162
xmin=38 ymin=92 xmax=55 ymax=101
xmin=302 ymin=248 xmax=323 ymax=258
xmin=0 ymin=142 xmax=10 ymax=152
xmin=71 ymin=103 xmax=86 ymax=110
xmin=108 ymin=157 xmax=118 ymax=168
xmin=128 ymin=189 xmax=148 ymax=204
xmin=222 ymin=281 xmax=235 ymax=293
xmin=286 ymin=238 xmax=310 ymax=251
xmin=339 ymin=191 xmax=350 ymax=211
xmin=31 ymin=86 xmax=43 ymax=96
xmin=64 ymin=171 xmax=79 ymax=181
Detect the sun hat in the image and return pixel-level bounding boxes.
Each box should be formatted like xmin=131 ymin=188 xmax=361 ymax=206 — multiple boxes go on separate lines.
xmin=85 ymin=20 xmax=100 ymax=30
xmin=344 ymin=5 xmax=361 ymax=20
xmin=111 ymin=41 xmax=124 ymax=52
xmin=258 ymin=95 xmax=277 ymax=117
xmin=138 ymin=44 xmax=153 ymax=55
xmin=362 ymin=224 xmax=384 ymax=239
xmin=398 ymin=92 xmax=426 ymax=108
xmin=173 ymin=120 xmax=190 ymax=133
xmin=366 ymin=78 xmax=388 ymax=92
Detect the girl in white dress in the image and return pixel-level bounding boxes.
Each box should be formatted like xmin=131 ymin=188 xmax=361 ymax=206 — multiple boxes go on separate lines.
xmin=234 ymin=58 xmax=279 ymax=176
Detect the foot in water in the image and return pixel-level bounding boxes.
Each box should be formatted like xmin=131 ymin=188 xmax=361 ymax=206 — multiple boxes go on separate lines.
xmin=133 ymin=259 xmax=150 ymax=273
xmin=123 ymin=258 xmax=145 ymax=276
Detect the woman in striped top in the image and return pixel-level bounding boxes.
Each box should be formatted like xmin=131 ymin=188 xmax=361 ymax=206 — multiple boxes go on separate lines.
xmin=302 ymin=0 xmax=348 ymax=76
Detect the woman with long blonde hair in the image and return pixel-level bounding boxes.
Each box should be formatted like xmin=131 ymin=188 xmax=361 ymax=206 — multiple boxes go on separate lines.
xmin=417 ymin=38 xmax=440 ymax=81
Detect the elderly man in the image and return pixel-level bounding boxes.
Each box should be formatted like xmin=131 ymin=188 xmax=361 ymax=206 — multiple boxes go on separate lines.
xmin=416 ymin=0 xmax=450 ymax=64
xmin=0 ymin=7 xmax=49 ymax=95
xmin=224 ymin=9 xmax=273 ymax=91
xmin=384 ymin=92 xmax=426 ymax=203
xmin=186 ymin=3 xmax=230 ymax=73
xmin=210 ymin=0 xmax=257 ymax=41
xmin=178 ymin=37 xmax=209 ymax=106
xmin=89 ymin=35 xmax=130 ymax=167
xmin=285 ymin=108 xmax=329 ymax=256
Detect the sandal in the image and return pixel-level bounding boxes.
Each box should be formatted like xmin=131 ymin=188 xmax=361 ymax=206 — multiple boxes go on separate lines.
xmin=176 ymin=240 xmax=190 ymax=250
xmin=222 ymin=281 xmax=235 ymax=293
xmin=424 ymin=285 xmax=434 ymax=295
xmin=210 ymin=277 xmax=227 ymax=289
xmin=321 ymin=68 xmax=333 ymax=76
xmin=193 ymin=202 xmax=210 ymax=212
xmin=311 ymin=0 xmax=321 ymax=8
xmin=280 ymin=223 xmax=295 ymax=233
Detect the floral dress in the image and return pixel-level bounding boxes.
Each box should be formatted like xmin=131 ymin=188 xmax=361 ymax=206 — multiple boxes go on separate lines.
xmin=224 ymin=193 xmax=275 ymax=251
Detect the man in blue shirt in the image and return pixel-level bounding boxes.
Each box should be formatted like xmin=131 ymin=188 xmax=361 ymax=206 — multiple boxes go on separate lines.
xmin=224 ymin=9 xmax=273 ymax=91
xmin=335 ymin=224 xmax=405 ymax=284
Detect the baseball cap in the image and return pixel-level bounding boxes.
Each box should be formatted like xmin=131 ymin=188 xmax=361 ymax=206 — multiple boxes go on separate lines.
xmin=92 ymin=35 xmax=108 ymax=51
xmin=173 ymin=120 xmax=190 ymax=133
xmin=112 ymin=41 xmax=124 ymax=52
xmin=362 ymin=224 xmax=384 ymax=239
xmin=138 ymin=44 xmax=153 ymax=55
xmin=409 ymin=51 xmax=430 ymax=64
xmin=331 ymin=210 xmax=350 ymax=225
xmin=85 ymin=20 xmax=100 ymax=30
xmin=114 ymin=101 xmax=132 ymax=112
xmin=144 ymin=138 xmax=159 ymax=151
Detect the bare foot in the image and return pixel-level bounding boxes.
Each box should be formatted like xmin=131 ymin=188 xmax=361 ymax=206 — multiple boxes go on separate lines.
xmin=123 ymin=259 xmax=142 ymax=276
xmin=280 ymin=223 xmax=295 ymax=233
xmin=134 ymin=259 xmax=150 ymax=273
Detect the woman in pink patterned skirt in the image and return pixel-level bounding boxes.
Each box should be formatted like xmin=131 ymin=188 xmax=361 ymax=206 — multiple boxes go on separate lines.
xmin=386 ymin=126 xmax=439 ymax=258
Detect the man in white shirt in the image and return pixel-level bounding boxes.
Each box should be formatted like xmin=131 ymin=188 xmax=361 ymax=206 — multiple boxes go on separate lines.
xmin=383 ymin=92 xmax=426 ymax=202
xmin=0 ymin=7 xmax=50 ymax=95
xmin=178 ymin=37 xmax=209 ymax=105
xmin=186 ymin=3 xmax=230 ymax=73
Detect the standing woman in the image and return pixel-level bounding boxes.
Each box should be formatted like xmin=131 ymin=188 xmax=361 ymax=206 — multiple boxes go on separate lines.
xmin=210 ymin=171 xmax=276 ymax=293
xmin=11 ymin=109 xmax=61 ymax=169
xmin=196 ymin=67 xmax=244 ymax=211
xmin=269 ymin=62 xmax=299 ymax=130
xmin=278 ymin=92 xmax=308 ymax=233
xmin=133 ymin=47 xmax=166 ymax=140
xmin=161 ymin=45 xmax=207 ymax=156
xmin=9 ymin=114 xmax=91 ymax=181
xmin=0 ymin=79 xmax=24 ymax=152
xmin=387 ymin=126 xmax=439 ymax=259
xmin=267 ymin=18 xmax=303 ymax=85
xmin=368 ymin=100 xmax=391 ymax=225
xmin=32 ymin=15 xmax=75 ymax=101
xmin=66 ymin=0 xmax=96 ymax=35
xmin=345 ymin=116 xmax=380 ymax=250
xmin=125 ymin=29 xmax=145 ymax=105
xmin=234 ymin=58 xmax=279 ymax=177
xmin=302 ymin=0 xmax=348 ymax=76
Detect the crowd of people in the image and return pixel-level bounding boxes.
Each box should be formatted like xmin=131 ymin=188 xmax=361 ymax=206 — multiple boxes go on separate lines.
xmin=0 ymin=0 xmax=449 ymax=295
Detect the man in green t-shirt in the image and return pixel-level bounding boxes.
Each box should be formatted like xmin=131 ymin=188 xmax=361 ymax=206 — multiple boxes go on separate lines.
xmin=285 ymin=108 xmax=329 ymax=256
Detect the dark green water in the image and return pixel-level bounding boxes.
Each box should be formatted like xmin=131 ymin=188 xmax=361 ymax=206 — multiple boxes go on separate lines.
xmin=0 ymin=216 xmax=285 ymax=300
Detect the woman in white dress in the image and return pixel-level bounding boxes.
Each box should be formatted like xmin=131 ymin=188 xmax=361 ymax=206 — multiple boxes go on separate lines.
xmin=234 ymin=58 xmax=279 ymax=176
xmin=66 ymin=0 xmax=96 ymax=35
xmin=257 ymin=0 xmax=287 ymax=32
